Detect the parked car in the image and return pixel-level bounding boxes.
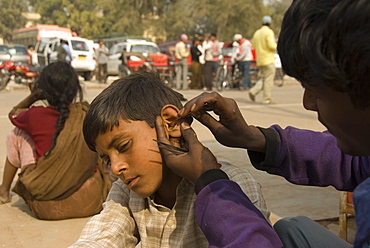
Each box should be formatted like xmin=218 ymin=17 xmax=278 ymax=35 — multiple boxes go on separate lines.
xmin=0 ymin=44 xmax=30 ymax=65
xmin=35 ymin=37 xmax=96 ymax=81
xmin=107 ymin=39 xmax=165 ymax=76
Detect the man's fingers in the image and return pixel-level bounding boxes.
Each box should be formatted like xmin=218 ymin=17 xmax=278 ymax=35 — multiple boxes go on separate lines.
xmin=179 ymin=92 xmax=219 ymax=117
xmin=193 ymin=110 xmax=225 ymax=134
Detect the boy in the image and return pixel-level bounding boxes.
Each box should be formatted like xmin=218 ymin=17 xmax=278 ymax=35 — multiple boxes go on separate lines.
xmin=159 ymin=0 xmax=370 ymax=247
xmin=70 ymin=71 xmax=269 ymax=247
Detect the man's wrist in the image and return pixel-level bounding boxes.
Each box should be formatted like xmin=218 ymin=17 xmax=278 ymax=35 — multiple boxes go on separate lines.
xmin=194 ymin=169 xmax=229 ymax=195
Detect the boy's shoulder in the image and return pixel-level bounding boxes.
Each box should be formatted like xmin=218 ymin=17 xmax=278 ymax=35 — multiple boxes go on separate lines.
xmin=219 ymin=161 xmax=259 ymax=184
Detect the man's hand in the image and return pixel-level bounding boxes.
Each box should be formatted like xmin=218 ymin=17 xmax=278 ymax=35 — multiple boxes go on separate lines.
xmin=178 ymin=92 xmax=266 ymax=152
xmin=155 ymin=117 xmax=219 ymax=184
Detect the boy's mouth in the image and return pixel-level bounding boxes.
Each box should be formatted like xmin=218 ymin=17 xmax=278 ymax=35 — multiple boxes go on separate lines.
xmin=125 ymin=176 xmax=139 ymax=187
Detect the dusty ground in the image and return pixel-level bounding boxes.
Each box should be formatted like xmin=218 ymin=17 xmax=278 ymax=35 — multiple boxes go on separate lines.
xmin=0 ymin=78 xmax=356 ymax=247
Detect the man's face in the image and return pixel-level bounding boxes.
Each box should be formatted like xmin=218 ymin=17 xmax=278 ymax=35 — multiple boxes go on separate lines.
xmin=303 ymin=85 xmax=370 ymax=155
xmin=95 ymin=119 xmax=171 ymax=198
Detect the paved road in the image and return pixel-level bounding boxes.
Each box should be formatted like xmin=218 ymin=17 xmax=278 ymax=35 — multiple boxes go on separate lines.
xmin=0 ymin=77 xmax=348 ymax=247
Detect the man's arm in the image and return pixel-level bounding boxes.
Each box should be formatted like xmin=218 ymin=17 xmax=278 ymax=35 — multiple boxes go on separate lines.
xmin=195 ymin=171 xmax=283 ymax=248
xmin=249 ymin=125 xmax=370 ymax=191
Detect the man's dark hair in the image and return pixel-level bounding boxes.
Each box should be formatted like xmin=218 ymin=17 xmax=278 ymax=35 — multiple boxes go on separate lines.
xmin=83 ymin=71 xmax=185 ymax=151
xmin=278 ymin=0 xmax=370 ymax=108
xmin=210 ymin=33 xmax=217 ymax=38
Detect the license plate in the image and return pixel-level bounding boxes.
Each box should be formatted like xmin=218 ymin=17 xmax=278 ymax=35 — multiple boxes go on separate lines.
xmin=78 ymin=55 xmax=86 ymax=60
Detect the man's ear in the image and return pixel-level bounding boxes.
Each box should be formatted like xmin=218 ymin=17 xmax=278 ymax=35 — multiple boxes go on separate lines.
xmin=161 ymin=105 xmax=181 ymax=138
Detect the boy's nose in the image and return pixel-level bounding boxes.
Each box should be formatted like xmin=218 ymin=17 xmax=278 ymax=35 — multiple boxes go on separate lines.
xmin=110 ymin=157 xmax=129 ymax=175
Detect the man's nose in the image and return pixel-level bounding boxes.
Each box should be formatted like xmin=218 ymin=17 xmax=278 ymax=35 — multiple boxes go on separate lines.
xmin=302 ymin=89 xmax=318 ymax=112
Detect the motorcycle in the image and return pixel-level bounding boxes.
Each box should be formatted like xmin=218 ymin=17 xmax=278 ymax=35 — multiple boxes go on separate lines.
xmin=0 ymin=61 xmax=44 ymax=91
xmin=14 ymin=64 xmax=45 ymax=90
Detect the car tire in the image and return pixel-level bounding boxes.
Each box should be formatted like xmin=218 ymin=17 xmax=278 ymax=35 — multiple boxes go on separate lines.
xmin=83 ymin=71 xmax=92 ymax=81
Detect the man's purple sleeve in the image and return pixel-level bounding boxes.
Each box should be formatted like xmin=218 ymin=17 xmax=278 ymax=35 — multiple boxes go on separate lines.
xmin=194 ymin=170 xmax=283 ymax=248
xmin=248 ymin=126 xmax=370 ymax=191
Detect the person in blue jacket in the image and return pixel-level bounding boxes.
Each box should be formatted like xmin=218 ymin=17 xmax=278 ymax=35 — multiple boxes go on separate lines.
xmin=155 ymin=0 xmax=370 ymax=247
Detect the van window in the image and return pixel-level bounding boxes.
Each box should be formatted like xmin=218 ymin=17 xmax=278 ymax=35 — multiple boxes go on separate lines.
xmin=71 ymin=41 xmax=90 ymax=51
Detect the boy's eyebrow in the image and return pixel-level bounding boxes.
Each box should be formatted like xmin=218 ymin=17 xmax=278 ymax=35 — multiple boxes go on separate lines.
xmin=108 ymin=133 xmax=126 ymax=149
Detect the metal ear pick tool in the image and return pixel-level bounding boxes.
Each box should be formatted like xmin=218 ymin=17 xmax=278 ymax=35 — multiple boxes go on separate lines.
xmin=153 ymin=139 xmax=188 ymax=154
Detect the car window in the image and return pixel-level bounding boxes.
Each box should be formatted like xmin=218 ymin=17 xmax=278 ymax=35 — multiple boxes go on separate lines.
xmin=0 ymin=46 xmax=8 ymax=55
xmin=110 ymin=44 xmax=126 ymax=55
xmin=131 ymin=45 xmax=159 ymax=53
xmin=71 ymin=40 xmax=90 ymax=51
xmin=0 ymin=45 xmax=27 ymax=55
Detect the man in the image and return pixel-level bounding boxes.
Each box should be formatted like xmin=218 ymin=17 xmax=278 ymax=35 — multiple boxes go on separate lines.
xmin=202 ymin=33 xmax=214 ymax=91
xmin=210 ymin=33 xmax=222 ymax=79
xmin=249 ymin=16 xmax=277 ymax=104
xmin=57 ymin=40 xmax=72 ymax=64
xmin=175 ymin=34 xmax=190 ymax=90
xmin=190 ymin=38 xmax=203 ymax=89
xmin=155 ymin=0 xmax=370 ymax=247
xmin=95 ymin=40 xmax=109 ymax=83
xmin=233 ymin=34 xmax=253 ymax=91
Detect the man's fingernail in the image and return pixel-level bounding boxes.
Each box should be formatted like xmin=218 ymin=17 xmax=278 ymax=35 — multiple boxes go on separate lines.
xmin=181 ymin=122 xmax=191 ymax=129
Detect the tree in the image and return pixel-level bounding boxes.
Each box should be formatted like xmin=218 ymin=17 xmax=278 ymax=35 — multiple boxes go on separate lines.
xmin=0 ymin=0 xmax=28 ymax=42
xmin=28 ymin=0 xmax=103 ymax=38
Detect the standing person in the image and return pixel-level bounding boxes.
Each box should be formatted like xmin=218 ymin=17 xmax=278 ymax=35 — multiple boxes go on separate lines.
xmin=156 ymin=0 xmax=370 ymax=247
xmin=198 ymin=39 xmax=205 ymax=89
xmin=0 ymin=61 xmax=110 ymax=220
xmin=202 ymin=33 xmax=214 ymax=91
xmin=175 ymin=34 xmax=190 ymax=90
xmin=233 ymin=34 xmax=253 ymax=91
xmin=27 ymin=45 xmax=37 ymax=66
xmin=210 ymin=33 xmax=222 ymax=78
xmin=95 ymin=40 xmax=109 ymax=84
xmin=57 ymin=40 xmax=72 ymax=64
xmin=249 ymin=16 xmax=277 ymax=104
xmin=118 ymin=47 xmax=130 ymax=78
xmin=190 ymin=38 xmax=202 ymax=89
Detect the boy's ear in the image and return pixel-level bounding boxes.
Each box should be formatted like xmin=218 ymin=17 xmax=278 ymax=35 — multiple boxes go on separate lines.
xmin=161 ymin=105 xmax=181 ymax=138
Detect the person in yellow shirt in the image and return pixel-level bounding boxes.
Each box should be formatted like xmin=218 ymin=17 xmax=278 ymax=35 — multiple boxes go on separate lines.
xmin=249 ymin=16 xmax=277 ymax=104
xmin=175 ymin=34 xmax=190 ymax=90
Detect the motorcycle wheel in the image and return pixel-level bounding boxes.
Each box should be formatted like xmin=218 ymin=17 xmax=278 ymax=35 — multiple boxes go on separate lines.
xmin=0 ymin=74 xmax=9 ymax=91
xmin=216 ymin=68 xmax=225 ymax=91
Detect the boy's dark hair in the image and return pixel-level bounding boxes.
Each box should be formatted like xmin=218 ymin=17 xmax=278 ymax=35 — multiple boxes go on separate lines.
xmin=278 ymin=0 xmax=370 ymax=108
xmin=83 ymin=71 xmax=184 ymax=151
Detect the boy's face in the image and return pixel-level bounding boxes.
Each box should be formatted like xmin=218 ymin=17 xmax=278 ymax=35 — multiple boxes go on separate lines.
xmin=95 ymin=119 xmax=170 ymax=198
xmin=303 ymin=85 xmax=370 ymax=156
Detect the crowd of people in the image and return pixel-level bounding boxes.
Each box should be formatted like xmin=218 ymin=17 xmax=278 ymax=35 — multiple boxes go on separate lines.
xmin=1 ymin=0 xmax=369 ymax=247
xmin=174 ymin=16 xmax=277 ymax=104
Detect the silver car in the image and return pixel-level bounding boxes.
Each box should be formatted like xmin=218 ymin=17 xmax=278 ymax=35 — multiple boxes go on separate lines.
xmin=0 ymin=44 xmax=29 ymax=65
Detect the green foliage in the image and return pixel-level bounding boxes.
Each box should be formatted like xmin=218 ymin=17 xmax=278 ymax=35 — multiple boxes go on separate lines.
xmin=0 ymin=0 xmax=28 ymax=42
xmin=2 ymin=0 xmax=291 ymax=42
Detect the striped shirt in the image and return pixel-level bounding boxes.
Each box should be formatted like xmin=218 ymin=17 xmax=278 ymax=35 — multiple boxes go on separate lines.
xmin=70 ymin=161 xmax=270 ymax=248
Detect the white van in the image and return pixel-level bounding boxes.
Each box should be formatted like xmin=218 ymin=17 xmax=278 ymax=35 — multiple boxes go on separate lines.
xmin=36 ymin=37 xmax=96 ymax=81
